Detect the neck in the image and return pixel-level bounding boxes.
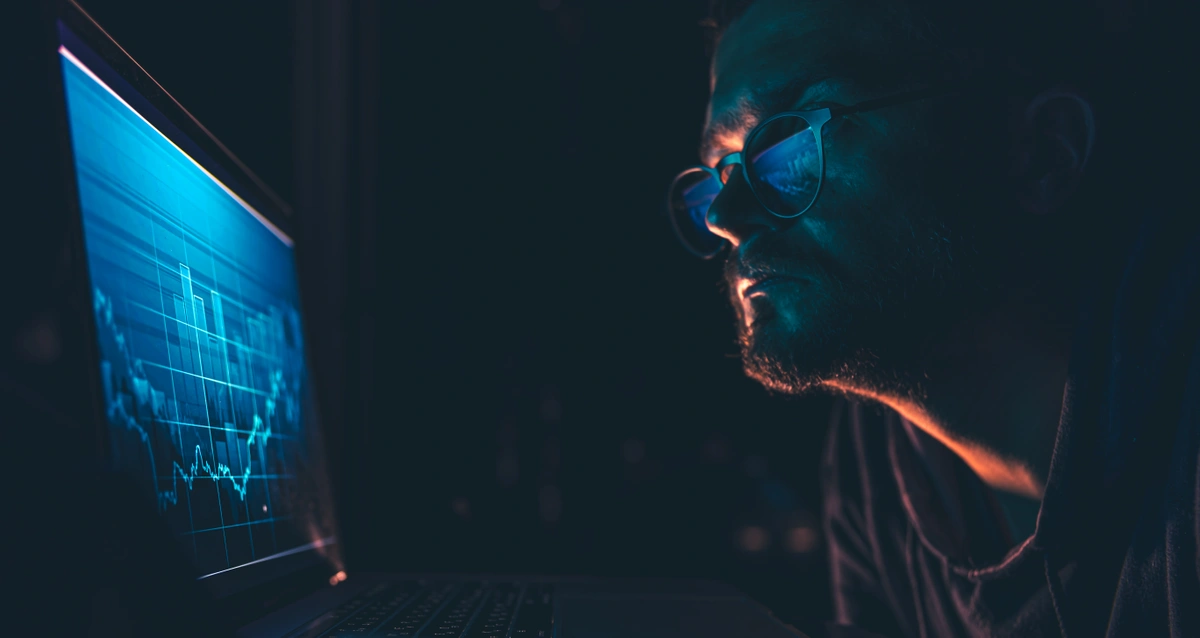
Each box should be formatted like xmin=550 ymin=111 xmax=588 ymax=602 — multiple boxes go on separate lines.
xmin=826 ymin=296 xmax=1071 ymax=501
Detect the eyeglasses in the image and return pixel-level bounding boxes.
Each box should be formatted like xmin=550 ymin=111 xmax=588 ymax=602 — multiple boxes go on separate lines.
xmin=667 ymin=84 xmax=954 ymax=258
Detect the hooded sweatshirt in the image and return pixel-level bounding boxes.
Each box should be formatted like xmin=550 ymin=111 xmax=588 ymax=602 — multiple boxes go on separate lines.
xmin=821 ymin=208 xmax=1200 ymax=637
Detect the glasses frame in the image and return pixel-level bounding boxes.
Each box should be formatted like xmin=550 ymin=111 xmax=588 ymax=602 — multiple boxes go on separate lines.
xmin=669 ymin=83 xmax=957 ymax=258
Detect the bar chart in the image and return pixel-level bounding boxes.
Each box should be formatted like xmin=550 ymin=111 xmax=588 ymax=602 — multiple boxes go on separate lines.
xmin=62 ymin=42 xmax=321 ymax=577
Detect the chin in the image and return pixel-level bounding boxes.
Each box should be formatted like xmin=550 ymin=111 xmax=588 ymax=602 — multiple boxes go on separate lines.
xmin=741 ymin=327 xmax=899 ymax=400
xmin=736 ymin=292 xmax=915 ymax=399
xmin=738 ymin=308 xmax=845 ymax=396
xmin=727 ymin=243 xmax=967 ymax=399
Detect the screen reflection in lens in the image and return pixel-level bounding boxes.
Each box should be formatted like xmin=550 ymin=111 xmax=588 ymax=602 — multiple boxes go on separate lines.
xmin=669 ymin=169 xmax=724 ymax=257
xmin=748 ymin=116 xmax=820 ymax=216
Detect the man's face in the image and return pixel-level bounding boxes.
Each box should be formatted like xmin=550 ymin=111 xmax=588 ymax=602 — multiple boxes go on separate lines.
xmin=704 ymin=0 xmax=1019 ymax=395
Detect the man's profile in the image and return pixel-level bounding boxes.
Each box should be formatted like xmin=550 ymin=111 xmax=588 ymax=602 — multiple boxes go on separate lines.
xmin=668 ymin=0 xmax=1199 ymax=635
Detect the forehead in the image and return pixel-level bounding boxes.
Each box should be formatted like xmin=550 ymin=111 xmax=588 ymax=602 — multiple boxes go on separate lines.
xmin=702 ymin=0 xmax=889 ymax=164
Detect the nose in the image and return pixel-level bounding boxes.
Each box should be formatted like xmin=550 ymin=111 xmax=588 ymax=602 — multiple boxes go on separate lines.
xmin=705 ymin=169 xmax=784 ymax=248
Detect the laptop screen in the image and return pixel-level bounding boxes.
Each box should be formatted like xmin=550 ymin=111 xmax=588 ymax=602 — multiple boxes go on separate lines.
xmin=58 ymin=20 xmax=337 ymax=594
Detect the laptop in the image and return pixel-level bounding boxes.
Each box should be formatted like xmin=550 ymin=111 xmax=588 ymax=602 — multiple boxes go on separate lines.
xmin=44 ymin=1 xmax=809 ymax=636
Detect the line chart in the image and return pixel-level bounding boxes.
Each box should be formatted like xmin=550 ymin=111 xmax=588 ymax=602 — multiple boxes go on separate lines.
xmin=61 ymin=39 xmax=326 ymax=579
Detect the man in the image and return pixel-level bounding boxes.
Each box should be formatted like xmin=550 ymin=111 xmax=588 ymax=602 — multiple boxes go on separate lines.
xmin=667 ymin=0 xmax=1198 ymax=635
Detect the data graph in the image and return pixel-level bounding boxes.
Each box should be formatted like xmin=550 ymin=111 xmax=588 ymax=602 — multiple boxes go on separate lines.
xmin=61 ymin=40 xmax=327 ymax=578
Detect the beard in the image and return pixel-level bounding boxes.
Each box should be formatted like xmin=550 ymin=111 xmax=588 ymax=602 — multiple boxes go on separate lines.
xmin=725 ymin=211 xmax=989 ymax=399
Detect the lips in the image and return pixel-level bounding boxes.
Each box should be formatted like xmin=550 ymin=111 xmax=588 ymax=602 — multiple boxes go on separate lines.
xmin=739 ymin=275 xmax=799 ymax=299
xmin=739 ymin=275 xmax=798 ymax=330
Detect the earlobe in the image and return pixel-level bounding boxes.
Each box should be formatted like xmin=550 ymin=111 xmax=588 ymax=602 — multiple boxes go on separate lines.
xmin=1013 ymin=88 xmax=1096 ymax=216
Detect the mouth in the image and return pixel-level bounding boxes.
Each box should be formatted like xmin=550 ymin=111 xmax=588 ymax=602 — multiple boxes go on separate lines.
xmin=739 ymin=275 xmax=800 ymax=300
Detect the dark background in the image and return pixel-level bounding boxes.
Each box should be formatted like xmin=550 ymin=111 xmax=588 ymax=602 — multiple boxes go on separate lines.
xmin=72 ymin=0 xmax=837 ymax=631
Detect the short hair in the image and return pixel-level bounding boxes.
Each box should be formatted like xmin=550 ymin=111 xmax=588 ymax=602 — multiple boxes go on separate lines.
xmin=699 ymin=0 xmax=1139 ymax=94
xmin=699 ymin=0 xmax=756 ymax=55
xmin=698 ymin=0 xmax=1169 ymax=247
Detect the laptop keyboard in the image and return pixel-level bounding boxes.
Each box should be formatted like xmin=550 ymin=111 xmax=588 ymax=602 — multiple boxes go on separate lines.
xmin=290 ymin=581 xmax=554 ymax=638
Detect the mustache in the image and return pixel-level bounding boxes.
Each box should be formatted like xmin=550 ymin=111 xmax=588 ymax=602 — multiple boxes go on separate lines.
xmin=722 ymin=233 xmax=821 ymax=292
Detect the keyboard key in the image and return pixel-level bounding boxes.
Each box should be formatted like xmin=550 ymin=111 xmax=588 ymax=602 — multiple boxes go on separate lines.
xmin=379 ymin=583 xmax=458 ymax=636
xmin=422 ymin=583 xmax=491 ymax=636
xmin=290 ymin=579 xmax=552 ymax=638
xmin=290 ymin=583 xmax=394 ymax=638
xmin=511 ymin=585 xmax=554 ymax=638
xmin=464 ymin=585 xmax=522 ymax=638
xmin=325 ymin=584 xmax=422 ymax=636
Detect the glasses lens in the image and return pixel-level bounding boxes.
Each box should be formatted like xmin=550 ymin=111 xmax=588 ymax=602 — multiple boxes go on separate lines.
xmin=667 ymin=168 xmax=724 ymax=258
xmin=745 ymin=114 xmax=821 ymax=218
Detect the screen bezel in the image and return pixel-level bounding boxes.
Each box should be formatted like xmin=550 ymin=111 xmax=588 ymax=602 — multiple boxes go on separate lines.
xmin=52 ymin=0 xmax=344 ymax=622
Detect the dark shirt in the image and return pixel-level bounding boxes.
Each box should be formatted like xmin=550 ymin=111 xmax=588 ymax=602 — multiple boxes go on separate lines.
xmin=820 ymin=211 xmax=1200 ymax=637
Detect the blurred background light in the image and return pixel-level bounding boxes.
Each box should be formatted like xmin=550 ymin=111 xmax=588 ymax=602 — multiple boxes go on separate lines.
xmin=621 ymin=438 xmax=645 ymax=464
xmin=737 ymin=525 xmax=770 ymax=553
xmin=452 ymin=497 xmax=471 ymax=521
xmin=785 ymin=525 xmax=818 ymax=554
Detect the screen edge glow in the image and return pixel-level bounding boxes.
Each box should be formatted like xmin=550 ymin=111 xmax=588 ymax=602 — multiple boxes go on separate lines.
xmin=58 ymin=45 xmax=294 ymax=248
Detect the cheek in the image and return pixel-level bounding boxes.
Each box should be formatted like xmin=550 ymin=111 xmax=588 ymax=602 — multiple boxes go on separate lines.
xmin=795 ymin=215 xmax=839 ymax=252
xmin=822 ymin=159 xmax=871 ymax=204
xmin=808 ymin=154 xmax=911 ymax=275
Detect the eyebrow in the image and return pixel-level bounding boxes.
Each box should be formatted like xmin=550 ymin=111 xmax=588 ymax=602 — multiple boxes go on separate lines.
xmin=699 ymin=73 xmax=830 ymax=166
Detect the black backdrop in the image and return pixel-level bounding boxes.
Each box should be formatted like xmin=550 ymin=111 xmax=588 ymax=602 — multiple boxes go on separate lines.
xmin=76 ymin=0 xmax=836 ymax=631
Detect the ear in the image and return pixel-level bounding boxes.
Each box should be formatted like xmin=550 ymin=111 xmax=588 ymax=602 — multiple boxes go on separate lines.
xmin=1011 ymin=88 xmax=1096 ymax=216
